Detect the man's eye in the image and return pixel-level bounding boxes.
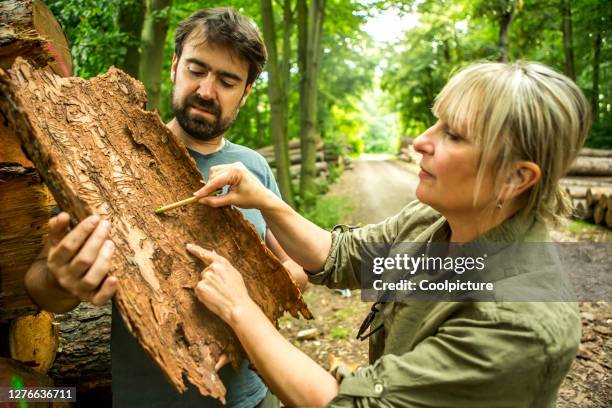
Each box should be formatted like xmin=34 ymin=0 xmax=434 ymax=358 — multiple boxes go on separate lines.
xmin=188 ymin=68 xmax=205 ymax=76
xmin=220 ymin=80 xmax=235 ymax=88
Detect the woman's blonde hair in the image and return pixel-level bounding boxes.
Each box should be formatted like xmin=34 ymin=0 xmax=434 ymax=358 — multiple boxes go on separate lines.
xmin=433 ymin=61 xmax=591 ymax=222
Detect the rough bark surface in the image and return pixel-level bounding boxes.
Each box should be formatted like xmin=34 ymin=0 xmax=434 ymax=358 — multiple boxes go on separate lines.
xmin=0 ymin=58 xmax=312 ymax=402
xmin=569 ymin=156 xmax=612 ymax=177
xmin=48 ymin=303 xmax=111 ymax=391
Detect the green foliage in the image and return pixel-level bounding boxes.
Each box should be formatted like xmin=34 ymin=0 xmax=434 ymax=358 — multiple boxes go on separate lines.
xmin=300 ymin=195 xmax=353 ymax=230
xmin=44 ymin=0 xmax=130 ymax=78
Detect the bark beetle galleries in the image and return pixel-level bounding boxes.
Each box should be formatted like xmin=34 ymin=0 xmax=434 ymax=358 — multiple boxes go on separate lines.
xmin=0 ymin=58 xmax=312 ymax=403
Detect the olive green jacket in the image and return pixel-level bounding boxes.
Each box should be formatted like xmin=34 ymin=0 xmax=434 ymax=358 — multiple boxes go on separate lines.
xmin=309 ymin=201 xmax=581 ymax=408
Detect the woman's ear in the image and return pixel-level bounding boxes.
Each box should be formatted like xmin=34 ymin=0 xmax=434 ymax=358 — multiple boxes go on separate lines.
xmin=500 ymin=161 xmax=541 ymax=200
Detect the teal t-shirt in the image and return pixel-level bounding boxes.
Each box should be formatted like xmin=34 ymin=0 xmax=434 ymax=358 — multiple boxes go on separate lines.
xmin=112 ymin=140 xmax=280 ymax=407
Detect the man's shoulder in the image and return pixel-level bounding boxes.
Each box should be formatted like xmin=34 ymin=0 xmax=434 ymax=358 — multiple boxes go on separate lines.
xmin=225 ymin=141 xmax=268 ymax=167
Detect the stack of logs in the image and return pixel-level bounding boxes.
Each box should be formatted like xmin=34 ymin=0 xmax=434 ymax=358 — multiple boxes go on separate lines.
xmin=256 ymin=139 xmax=350 ymax=180
xmin=0 ymin=1 xmax=111 ymax=405
xmin=562 ymin=148 xmax=612 ymax=228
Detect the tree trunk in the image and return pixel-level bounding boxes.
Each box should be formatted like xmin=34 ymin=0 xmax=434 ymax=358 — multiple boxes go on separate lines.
xmin=116 ymin=0 xmax=145 ymax=79
xmin=581 ymin=148 xmax=612 ymax=158
xmin=0 ymin=0 xmax=72 ymax=76
xmin=139 ymin=0 xmax=172 ymax=111
xmin=261 ymin=0 xmax=295 ymax=207
xmin=0 ymin=59 xmax=312 ymax=403
xmin=586 ymin=187 xmax=612 ymax=207
xmin=299 ymin=0 xmax=326 ymax=205
xmin=560 ymin=0 xmax=576 ymax=81
xmin=591 ymin=31 xmax=601 ymax=121
xmin=498 ymin=0 xmax=516 ymax=62
xmin=9 ymin=311 xmax=58 ymax=373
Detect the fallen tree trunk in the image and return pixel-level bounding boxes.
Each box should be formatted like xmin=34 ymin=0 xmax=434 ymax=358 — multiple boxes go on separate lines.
xmin=593 ymin=199 xmax=608 ymax=225
xmin=0 ymin=58 xmax=312 ymax=403
xmin=568 ymin=156 xmax=612 ymax=176
xmin=571 ymin=198 xmax=593 ymax=220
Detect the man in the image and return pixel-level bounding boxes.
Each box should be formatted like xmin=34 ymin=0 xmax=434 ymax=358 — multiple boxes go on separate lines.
xmin=24 ymin=8 xmax=304 ymax=408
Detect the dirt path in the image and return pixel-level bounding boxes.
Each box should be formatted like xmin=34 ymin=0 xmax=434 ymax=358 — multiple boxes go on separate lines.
xmin=327 ymin=154 xmax=419 ymax=224
xmin=280 ymin=156 xmax=610 ymax=407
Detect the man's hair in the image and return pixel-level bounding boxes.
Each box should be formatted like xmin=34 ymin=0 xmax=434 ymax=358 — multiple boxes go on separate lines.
xmin=174 ymin=7 xmax=267 ymax=86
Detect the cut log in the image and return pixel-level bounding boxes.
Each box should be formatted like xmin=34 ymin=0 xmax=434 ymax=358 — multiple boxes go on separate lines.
xmin=266 ymin=149 xmax=325 ymax=167
xmin=9 ymin=310 xmax=58 ymax=373
xmin=586 ymin=187 xmax=612 ymax=207
xmin=593 ymin=198 xmax=607 ymax=225
xmin=0 ymin=165 xmax=55 ymax=321
xmin=568 ymin=156 xmax=612 ymax=177
xmin=256 ymin=139 xmax=304 ymax=155
xmin=606 ymin=208 xmax=612 ymax=228
xmin=48 ymin=303 xmax=111 ymax=391
xmin=560 ymin=176 xmax=612 ymax=188
xmin=564 ymin=186 xmax=588 ymax=199
xmin=580 ymin=147 xmax=612 ymax=158
xmin=0 ymin=58 xmax=312 ymax=402
xmin=571 ymin=199 xmax=593 ymax=220
xmin=0 ymin=0 xmax=72 ymax=76
xmin=289 ymin=161 xmax=328 ymax=177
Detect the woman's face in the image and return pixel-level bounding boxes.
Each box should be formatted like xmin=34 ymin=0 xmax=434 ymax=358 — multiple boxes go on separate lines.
xmin=413 ymin=119 xmax=497 ymax=215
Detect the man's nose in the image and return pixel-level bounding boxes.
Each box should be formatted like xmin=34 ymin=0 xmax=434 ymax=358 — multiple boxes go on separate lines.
xmin=197 ymin=74 xmax=216 ymax=100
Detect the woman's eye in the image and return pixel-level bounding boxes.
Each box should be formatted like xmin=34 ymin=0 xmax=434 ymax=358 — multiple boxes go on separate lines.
xmin=445 ymin=132 xmax=462 ymax=142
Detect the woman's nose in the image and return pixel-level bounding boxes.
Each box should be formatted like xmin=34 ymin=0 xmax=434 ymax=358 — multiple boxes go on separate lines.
xmin=413 ymin=128 xmax=435 ymax=155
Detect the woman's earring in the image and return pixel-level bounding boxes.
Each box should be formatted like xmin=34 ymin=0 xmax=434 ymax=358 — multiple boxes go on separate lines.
xmin=496 ymin=200 xmax=503 ymax=209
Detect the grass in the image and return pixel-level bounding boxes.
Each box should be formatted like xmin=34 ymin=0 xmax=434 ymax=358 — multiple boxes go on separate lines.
xmin=301 ymin=195 xmax=354 ymax=231
xmin=329 ymin=326 xmax=350 ymax=340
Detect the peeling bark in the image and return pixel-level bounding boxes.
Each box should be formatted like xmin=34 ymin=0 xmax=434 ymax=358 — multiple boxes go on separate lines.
xmin=0 ymin=58 xmax=312 ymax=402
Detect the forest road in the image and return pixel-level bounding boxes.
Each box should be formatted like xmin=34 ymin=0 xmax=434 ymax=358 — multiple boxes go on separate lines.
xmin=328 ymin=155 xmax=420 ymax=225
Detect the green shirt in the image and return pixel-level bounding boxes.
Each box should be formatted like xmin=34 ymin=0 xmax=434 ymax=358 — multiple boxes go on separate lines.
xmin=309 ymin=201 xmax=581 ymax=408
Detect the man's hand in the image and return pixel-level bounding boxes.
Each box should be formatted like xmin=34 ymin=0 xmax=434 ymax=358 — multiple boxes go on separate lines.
xmin=46 ymin=212 xmax=117 ymax=306
xmin=187 ymin=243 xmax=255 ymax=325
xmin=193 ymin=162 xmax=277 ymax=210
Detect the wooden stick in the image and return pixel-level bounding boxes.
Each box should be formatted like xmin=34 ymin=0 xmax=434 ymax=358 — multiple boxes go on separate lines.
xmin=155 ymin=190 xmax=221 ymax=214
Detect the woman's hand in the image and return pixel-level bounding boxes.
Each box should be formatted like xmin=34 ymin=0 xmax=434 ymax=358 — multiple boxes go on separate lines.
xmin=187 ymin=243 xmax=256 ymax=325
xmin=193 ymin=162 xmax=277 ymax=210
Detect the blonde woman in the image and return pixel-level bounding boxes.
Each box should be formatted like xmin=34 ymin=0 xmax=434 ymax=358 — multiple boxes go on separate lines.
xmin=188 ymin=62 xmax=590 ymax=407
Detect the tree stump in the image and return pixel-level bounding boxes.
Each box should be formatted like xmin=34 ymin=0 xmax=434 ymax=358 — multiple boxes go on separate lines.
xmin=0 ymin=58 xmax=312 ymax=402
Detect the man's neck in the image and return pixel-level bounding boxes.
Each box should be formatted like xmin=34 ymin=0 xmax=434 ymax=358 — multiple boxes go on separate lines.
xmin=167 ymin=118 xmax=225 ymax=155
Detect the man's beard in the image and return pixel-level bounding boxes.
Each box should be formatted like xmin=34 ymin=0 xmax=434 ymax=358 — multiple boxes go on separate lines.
xmin=172 ymin=93 xmax=238 ymax=141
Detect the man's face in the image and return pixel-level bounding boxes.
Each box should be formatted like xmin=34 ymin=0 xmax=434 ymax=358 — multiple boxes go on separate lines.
xmin=171 ymin=37 xmax=252 ymax=140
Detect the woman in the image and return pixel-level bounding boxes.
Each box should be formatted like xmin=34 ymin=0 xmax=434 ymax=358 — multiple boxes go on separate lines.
xmin=187 ymin=62 xmax=590 ymax=407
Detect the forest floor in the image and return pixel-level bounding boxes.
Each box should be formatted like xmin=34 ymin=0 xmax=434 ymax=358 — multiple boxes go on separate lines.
xmin=278 ymin=155 xmax=611 ymax=407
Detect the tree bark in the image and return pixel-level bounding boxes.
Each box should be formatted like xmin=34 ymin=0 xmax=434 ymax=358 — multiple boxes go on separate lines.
xmin=261 ymin=0 xmax=295 ymax=207
xmin=581 ymin=147 xmax=612 ymax=158
xmin=498 ymin=0 xmax=516 ymax=62
xmin=298 ymin=0 xmax=326 ymax=205
xmin=116 ymin=0 xmax=145 ymax=79
xmin=560 ymin=0 xmax=576 ymax=81
xmin=0 ymin=59 xmax=312 ymax=402
xmin=48 ymin=303 xmax=111 ymax=391
xmin=9 ymin=310 xmax=58 ymax=373
xmin=139 ymin=0 xmax=172 ymax=111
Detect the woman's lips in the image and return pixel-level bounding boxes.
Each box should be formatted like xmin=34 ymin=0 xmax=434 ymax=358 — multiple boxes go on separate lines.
xmin=419 ymin=167 xmax=434 ymax=179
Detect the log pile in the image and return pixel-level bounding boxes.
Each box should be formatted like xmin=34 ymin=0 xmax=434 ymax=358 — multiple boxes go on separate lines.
xmin=256 ymin=139 xmax=351 ymax=180
xmin=563 ymin=148 xmax=612 ymax=228
xmin=0 ymin=57 xmax=312 ymax=402
xmin=0 ymin=1 xmax=116 ymax=402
